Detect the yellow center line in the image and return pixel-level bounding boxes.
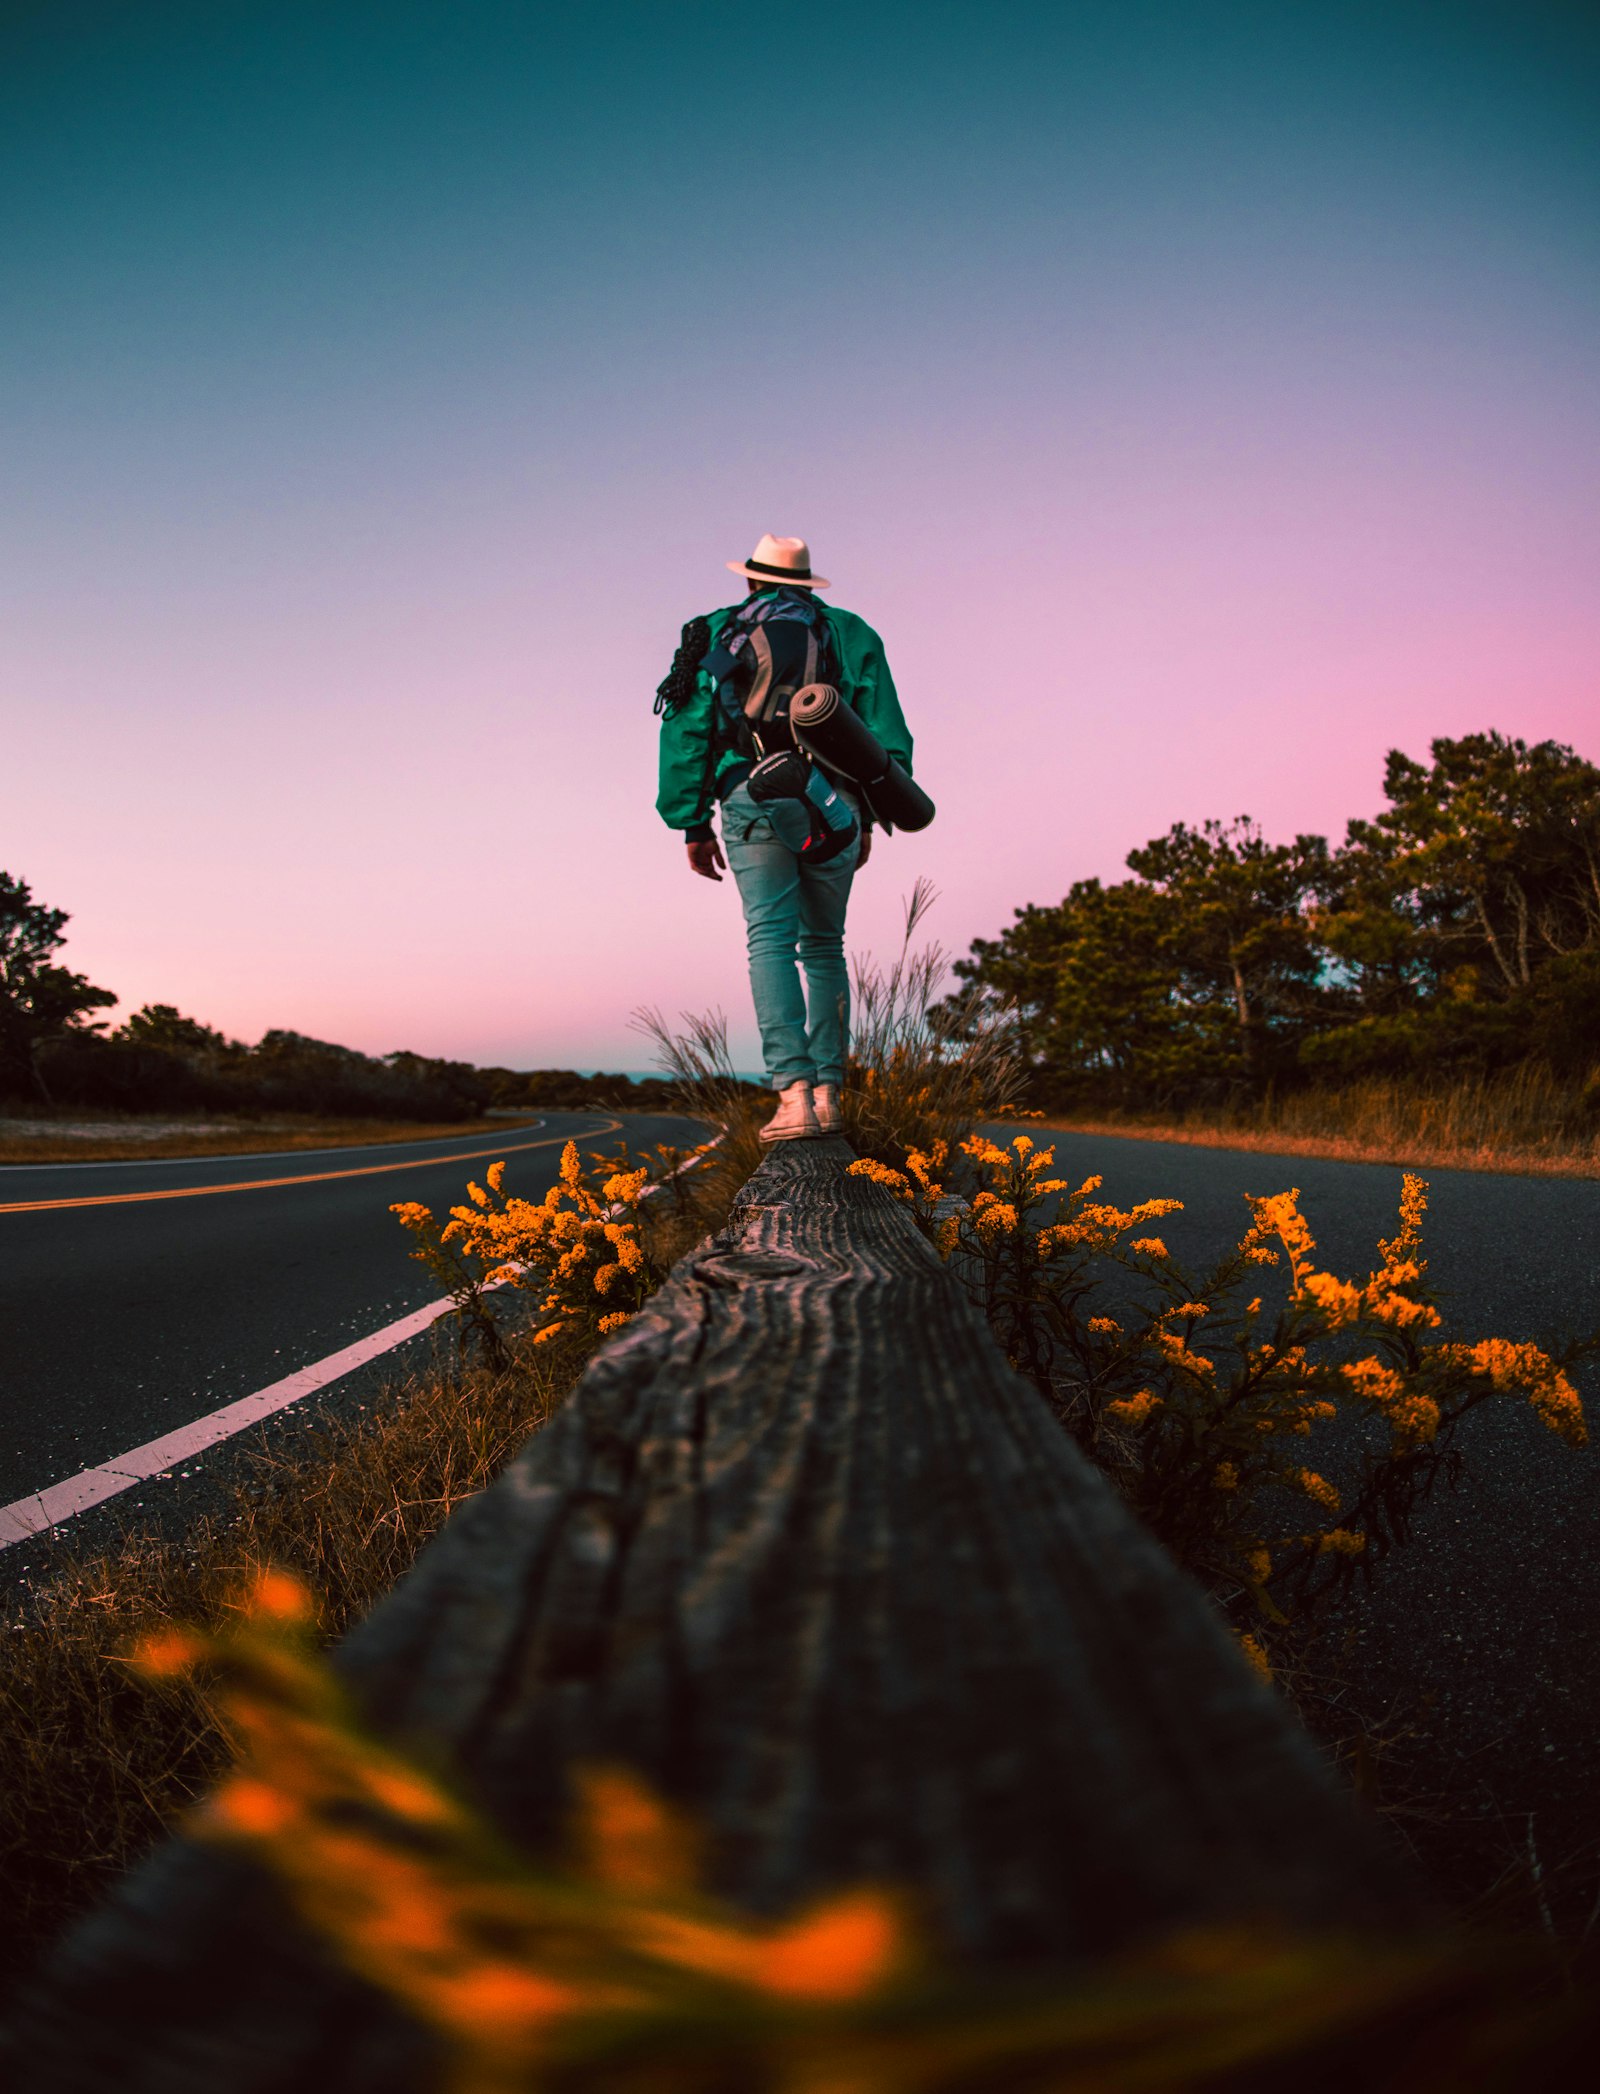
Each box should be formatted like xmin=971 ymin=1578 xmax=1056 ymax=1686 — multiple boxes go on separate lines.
xmin=0 ymin=1120 xmax=623 ymax=1216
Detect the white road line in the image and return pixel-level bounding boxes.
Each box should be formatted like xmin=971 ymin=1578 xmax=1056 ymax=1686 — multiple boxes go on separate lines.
xmin=0 ymin=1131 xmax=720 ymax=1552
xmin=0 ymin=1300 xmax=459 ymax=1547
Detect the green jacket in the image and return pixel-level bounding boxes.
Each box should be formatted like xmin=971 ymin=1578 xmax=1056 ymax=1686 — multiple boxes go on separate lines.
xmin=656 ymin=601 xmax=913 ymax=838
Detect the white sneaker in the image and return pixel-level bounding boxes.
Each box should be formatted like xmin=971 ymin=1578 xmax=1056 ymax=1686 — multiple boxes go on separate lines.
xmin=812 ymin=1083 xmax=843 ymax=1134
xmin=759 ymin=1081 xmax=821 ymax=1142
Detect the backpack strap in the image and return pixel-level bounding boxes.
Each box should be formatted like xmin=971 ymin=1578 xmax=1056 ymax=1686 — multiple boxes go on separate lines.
xmin=744 ymin=626 xmax=778 ymax=725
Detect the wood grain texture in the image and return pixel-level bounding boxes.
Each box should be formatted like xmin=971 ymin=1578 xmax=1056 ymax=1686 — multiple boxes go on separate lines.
xmin=7 ymin=1139 xmax=1418 ymax=2090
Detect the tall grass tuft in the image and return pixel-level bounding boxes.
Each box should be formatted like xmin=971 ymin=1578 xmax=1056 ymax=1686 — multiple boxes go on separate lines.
xmin=631 ymin=1004 xmax=749 ymax=1124
xmin=846 ymin=879 xmax=1027 ymax=1167
xmin=631 ymin=1001 xmax=770 ymax=1207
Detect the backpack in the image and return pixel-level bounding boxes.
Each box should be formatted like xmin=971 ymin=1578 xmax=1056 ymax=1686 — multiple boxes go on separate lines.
xmin=702 ymin=591 xmax=839 ymax=759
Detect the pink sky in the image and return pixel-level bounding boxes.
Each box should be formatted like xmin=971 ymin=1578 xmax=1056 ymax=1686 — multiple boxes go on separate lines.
xmin=6 ymin=4 xmax=1596 ymax=1073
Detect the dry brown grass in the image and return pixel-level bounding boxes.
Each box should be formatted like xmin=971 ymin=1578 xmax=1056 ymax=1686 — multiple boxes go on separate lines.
xmin=0 ymin=1112 xmax=545 ymax=1166
xmin=0 ymin=1339 xmax=577 ymax=1989
xmin=1024 ymin=1065 xmax=1600 ymax=1179
xmin=0 ymin=1138 xmax=738 ymax=1997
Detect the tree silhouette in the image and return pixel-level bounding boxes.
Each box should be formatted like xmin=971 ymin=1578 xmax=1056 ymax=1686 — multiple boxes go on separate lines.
xmin=0 ymin=872 xmax=118 ymax=1102
xmin=952 ymin=735 xmax=1600 ymax=1105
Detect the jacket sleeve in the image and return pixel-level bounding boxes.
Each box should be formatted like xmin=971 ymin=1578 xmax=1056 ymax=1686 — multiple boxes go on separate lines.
xmin=656 ymin=671 xmax=719 ymax=838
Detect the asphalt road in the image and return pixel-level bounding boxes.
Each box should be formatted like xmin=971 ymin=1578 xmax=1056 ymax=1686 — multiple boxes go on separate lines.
xmin=0 ymin=1111 xmax=707 ymax=1512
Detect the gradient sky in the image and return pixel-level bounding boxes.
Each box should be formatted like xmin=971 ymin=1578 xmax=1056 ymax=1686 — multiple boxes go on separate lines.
xmin=5 ymin=0 xmax=1597 ymax=1072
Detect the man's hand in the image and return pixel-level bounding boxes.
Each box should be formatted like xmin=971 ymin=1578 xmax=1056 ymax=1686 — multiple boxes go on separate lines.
xmin=687 ymin=837 xmax=726 ymax=882
xmin=857 ymin=826 xmax=873 ymax=868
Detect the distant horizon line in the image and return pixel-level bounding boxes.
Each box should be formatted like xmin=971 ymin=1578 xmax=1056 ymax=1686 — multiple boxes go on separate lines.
xmin=575 ymin=1069 xmax=766 ymax=1084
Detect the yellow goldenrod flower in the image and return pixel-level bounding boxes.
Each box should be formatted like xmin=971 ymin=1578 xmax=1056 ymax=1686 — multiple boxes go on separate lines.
xmin=904 ymin=1145 xmax=949 ymax=1201
xmin=1212 ymin=1462 xmax=1239 ymax=1492
xmin=1131 ymin=1237 xmax=1169 ymax=1259
xmin=1341 ymin=1357 xmax=1404 ymax=1405
xmin=1247 ymin=1191 xmax=1316 ymax=1281
xmin=136 ymin=1625 xmax=206 ymax=1679
xmin=250 ymin=1566 xmax=316 ymax=1624
xmin=846 ymin=1158 xmax=913 ymax=1201
xmin=1150 ymin=1328 xmax=1215 ymax=1379
xmin=960 ymin=1135 xmax=1011 ymax=1170
xmin=1390 ymin=1398 xmax=1440 ymax=1449
xmin=1441 ymin=1338 xmax=1588 ymax=1447
xmin=1364 ymin=1295 xmax=1442 ymax=1333
xmin=603 ymin=1168 xmax=651 ymax=1206
xmin=1105 ymin=1389 xmax=1161 ymax=1426
xmin=1378 ymin=1174 xmax=1429 ymax=1271
xmin=131 ymin=1582 xmax=912 ymax=2086
xmin=1291 ymin=1469 xmax=1340 ymax=1513
xmin=1236 ymin=1631 xmax=1274 ymax=1683
xmin=1088 ymin=1316 xmax=1121 ymax=1334
xmin=1300 ymin=1271 xmax=1363 ymax=1329
xmin=1317 ymin=1528 xmax=1367 ymax=1557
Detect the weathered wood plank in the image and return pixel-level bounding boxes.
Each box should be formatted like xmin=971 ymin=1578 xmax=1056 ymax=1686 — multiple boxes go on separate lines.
xmin=7 ymin=1140 xmax=1417 ymax=2088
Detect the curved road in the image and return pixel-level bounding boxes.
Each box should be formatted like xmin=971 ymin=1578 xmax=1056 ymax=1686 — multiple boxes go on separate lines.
xmin=0 ymin=1112 xmax=707 ymax=1523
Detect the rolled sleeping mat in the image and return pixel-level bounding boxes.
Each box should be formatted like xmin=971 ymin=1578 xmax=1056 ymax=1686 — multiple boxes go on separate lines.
xmin=789 ymin=684 xmax=936 ymax=833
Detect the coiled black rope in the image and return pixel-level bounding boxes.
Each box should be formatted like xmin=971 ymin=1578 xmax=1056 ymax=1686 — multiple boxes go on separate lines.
xmin=653 ymin=614 xmax=712 ymax=717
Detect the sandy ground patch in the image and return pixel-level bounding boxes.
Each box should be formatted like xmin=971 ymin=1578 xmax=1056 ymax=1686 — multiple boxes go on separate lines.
xmin=0 ymin=1114 xmax=546 ymax=1164
xmin=0 ymin=1119 xmax=246 ymax=1141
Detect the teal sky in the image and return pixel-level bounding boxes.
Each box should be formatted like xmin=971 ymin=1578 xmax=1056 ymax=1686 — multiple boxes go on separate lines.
xmin=5 ymin=2 xmax=1597 ymax=1067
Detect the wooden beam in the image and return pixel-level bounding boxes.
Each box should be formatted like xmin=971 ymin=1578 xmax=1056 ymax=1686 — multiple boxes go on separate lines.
xmin=7 ymin=1139 xmax=1417 ymax=2088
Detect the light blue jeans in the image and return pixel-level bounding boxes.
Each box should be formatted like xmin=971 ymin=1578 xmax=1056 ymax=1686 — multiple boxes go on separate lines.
xmin=720 ymin=778 xmax=860 ymax=1089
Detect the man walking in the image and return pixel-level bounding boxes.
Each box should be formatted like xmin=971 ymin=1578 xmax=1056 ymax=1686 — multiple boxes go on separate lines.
xmin=655 ymin=534 xmax=913 ymax=1141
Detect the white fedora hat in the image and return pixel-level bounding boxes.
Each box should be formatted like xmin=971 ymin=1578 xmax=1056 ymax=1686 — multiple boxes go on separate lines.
xmin=727 ymin=533 xmax=831 ymax=590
